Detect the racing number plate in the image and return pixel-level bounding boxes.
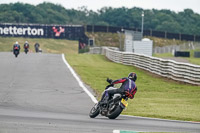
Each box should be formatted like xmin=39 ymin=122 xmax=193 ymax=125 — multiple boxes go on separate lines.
xmin=121 ymin=98 xmax=128 ymax=107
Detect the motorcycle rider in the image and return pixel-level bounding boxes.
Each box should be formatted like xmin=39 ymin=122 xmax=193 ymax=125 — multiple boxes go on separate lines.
xmin=13 ymin=41 xmax=20 ymax=53
xmin=34 ymin=42 xmax=40 ymax=53
xmin=24 ymin=41 xmax=29 ymax=50
xmin=101 ymin=72 xmax=137 ymax=103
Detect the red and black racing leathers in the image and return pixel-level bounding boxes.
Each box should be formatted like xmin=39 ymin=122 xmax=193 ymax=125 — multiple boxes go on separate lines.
xmin=103 ymin=77 xmax=137 ymax=100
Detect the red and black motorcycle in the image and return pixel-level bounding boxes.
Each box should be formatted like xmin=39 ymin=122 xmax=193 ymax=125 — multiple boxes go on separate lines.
xmin=24 ymin=44 xmax=29 ymax=54
xmin=13 ymin=46 xmax=20 ymax=57
xmin=89 ymin=84 xmax=129 ymax=119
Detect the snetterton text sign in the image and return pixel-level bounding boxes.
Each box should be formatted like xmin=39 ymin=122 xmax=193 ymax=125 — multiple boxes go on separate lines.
xmin=0 ymin=23 xmax=85 ymax=40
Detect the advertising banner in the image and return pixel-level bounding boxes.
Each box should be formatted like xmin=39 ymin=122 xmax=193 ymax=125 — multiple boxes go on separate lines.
xmin=0 ymin=23 xmax=85 ymax=40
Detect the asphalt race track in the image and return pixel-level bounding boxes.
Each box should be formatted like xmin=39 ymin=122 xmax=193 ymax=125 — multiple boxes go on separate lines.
xmin=0 ymin=52 xmax=199 ymax=133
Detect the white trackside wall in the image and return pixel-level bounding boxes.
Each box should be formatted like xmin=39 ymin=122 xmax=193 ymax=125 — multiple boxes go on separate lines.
xmin=133 ymin=40 xmax=153 ymax=56
xmin=124 ymin=30 xmax=153 ymax=56
xmin=96 ymin=47 xmax=200 ymax=85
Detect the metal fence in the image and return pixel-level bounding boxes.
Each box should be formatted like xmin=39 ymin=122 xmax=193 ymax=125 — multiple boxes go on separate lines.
xmin=91 ymin=47 xmax=200 ymax=85
xmin=85 ymin=25 xmax=200 ymax=42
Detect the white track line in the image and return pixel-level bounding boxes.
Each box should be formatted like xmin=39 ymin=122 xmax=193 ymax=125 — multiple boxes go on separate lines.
xmin=113 ymin=130 xmax=120 ymax=133
xmin=62 ymin=54 xmax=98 ymax=103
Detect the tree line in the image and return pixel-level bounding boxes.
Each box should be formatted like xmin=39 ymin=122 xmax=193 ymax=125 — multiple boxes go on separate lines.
xmin=0 ymin=2 xmax=200 ymax=35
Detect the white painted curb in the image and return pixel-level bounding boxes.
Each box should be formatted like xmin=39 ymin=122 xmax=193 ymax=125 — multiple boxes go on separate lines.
xmin=62 ymin=54 xmax=98 ymax=103
xmin=113 ymin=130 xmax=120 ymax=133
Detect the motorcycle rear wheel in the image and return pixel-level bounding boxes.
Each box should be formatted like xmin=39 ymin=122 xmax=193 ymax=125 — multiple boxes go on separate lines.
xmin=89 ymin=103 xmax=100 ymax=118
xmin=107 ymin=105 xmax=123 ymax=119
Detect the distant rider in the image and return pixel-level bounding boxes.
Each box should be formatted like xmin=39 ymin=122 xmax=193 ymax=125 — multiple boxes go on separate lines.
xmin=24 ymin=41 xmax=29 ymax=50
xmin=101 ymin=72 xmax=137 ymax=103
xmin=34 ymin=43 xmax=40 ymax=53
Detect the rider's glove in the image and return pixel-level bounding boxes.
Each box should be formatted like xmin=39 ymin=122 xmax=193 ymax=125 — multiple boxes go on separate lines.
xmin=106 ymin=78 xmax=113 ymax=84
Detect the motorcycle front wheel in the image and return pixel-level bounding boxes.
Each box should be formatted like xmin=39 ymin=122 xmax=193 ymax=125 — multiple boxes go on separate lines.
xmin=14 ymin=51 xmax=19 ymax=57
xmin=14 ymin=53 xmax=18 ymax=57
xmin=25 ymin=49 xmax=28 ymax=54
xmin=89 ymin=103 xmax=100 ymax=118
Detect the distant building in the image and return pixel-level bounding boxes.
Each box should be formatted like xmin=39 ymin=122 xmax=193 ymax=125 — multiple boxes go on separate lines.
xmin=124 ymin=30 xmax=153 ymax=56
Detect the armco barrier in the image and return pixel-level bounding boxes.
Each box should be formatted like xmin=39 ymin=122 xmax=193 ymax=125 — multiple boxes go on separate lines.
xmin=89 ymin=47 xmax=102 ymax=54
xmin=93 ymin=47 xmax=200 ymax=85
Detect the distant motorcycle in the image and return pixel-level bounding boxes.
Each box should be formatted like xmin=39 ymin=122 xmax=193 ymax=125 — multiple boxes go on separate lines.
xmin=89 ymin=84 xmax=129 ymax=119
xmin=34 ymin=43 xmax=40 ymax=53
xmin=24 ymin=47 xmax=29 ymax=54
xmin=24 ymin=43 xmax=29 ymax=54
xmin=13 ymin=47 xmax=20 ymax=57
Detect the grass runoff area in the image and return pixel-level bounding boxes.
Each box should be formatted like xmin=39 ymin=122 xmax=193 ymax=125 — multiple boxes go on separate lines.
xmin=153 ymin=51 xmax=200 ymax=66
xmin=0 ymin=37 xmax=200 ymax=122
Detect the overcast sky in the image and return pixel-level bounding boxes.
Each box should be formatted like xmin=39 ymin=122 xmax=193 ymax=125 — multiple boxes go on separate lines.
xmin=0 ymin=0 xmax=200 ymax=14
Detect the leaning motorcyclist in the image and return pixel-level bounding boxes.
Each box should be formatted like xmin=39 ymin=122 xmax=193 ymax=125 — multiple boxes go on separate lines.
xmin=13 ymin=41 xmax=20 ymax=53
xmin=24 ymin=41 xmax=29 ymax=49
xmin=101 ymin=72 xmax=137 ymax=103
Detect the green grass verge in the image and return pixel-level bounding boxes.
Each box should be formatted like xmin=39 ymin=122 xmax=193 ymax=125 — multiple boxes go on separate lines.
xmin=153 ymin=53 xmax=174 ymax=58
xmin=1 ymin=37 xmax=200 ymax=122
xmin=66 ymin=54 xmax=200 ymax=122
xmin=153 ymin=50 xmax=200 ymax=65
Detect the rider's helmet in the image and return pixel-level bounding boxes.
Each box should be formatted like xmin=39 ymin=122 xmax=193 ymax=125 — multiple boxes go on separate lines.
xmin=128 ymin=72 xmax=137 ymax=82
xmin=16 ymin=41 xmax=18 ymax=44
xmin=25 ymin=41 xmax=28 ymax=43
